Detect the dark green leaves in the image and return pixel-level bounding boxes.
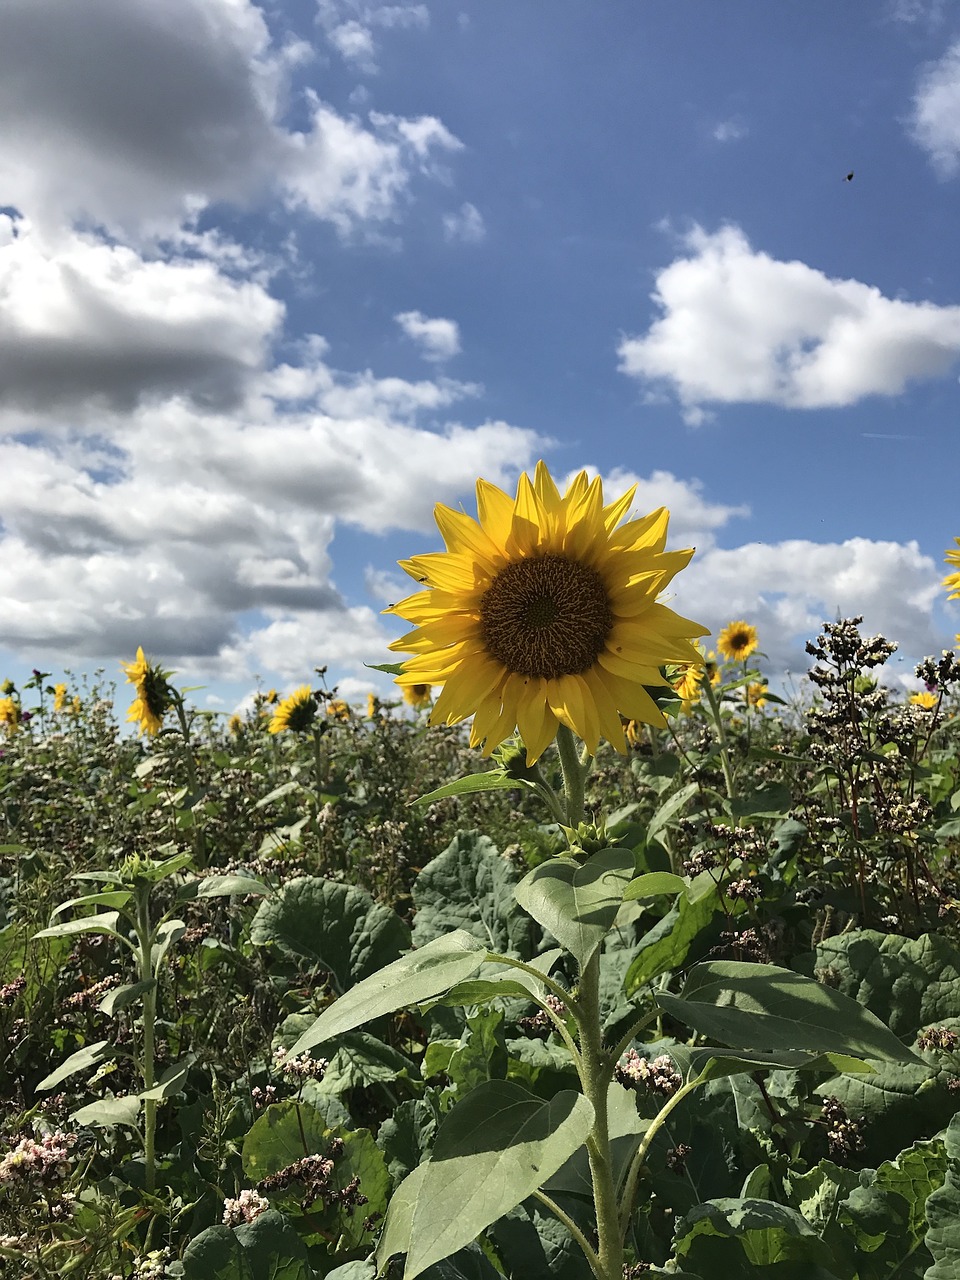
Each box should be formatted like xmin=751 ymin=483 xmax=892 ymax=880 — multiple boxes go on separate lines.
xmin=250 ymin=876 xmax=410 ymax=994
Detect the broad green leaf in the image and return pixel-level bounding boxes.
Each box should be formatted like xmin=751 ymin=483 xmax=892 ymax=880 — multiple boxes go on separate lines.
xmin=377 ymin=1091 xmax=444 ymax=1184
xmin=376 ymin=1163 xmax=429 ymax=1274
xmin=36 ymin=1039 xmax=114 ymax=1092
xmin=412 ymin=772 xmax=529 ymax=805
xmin=403 ymin=1080 xmax=594 ymax=1280
xmin=52 ymin=890 xmax=131 ymax=916
xmin=139 ymin=1057 xmax=192 ymax=1101
xmin=196 ymin=874 xmax=272 ymax=898
xmin=623 ymin=872 xmax=686 ymax=901
xmin=314 ymin=1031 xmax=417 ymax=1094
xmin=673 ymin=1197 xmax=839 ymax=1275
xmin=658 ymin=961 xmax=923 ymax=1064
xmin=647 ymin=782 xmax=700 ymax=843
xmin=412 ymin=831 xmax=540 ymax=959
xmin=440 ymin=947 xmax=565 ymax=1007
xmin=513 ymin=847 xmax=634 ymax=970
xmin=288 ymin=930 xmax=488 ymax=1056
xmin=366 ymin=661 xmax=407 ymax=675
xmin=99 ymin=979 xmax=156 ymax=1016
xmin=242 ymin=1103 xmax=388 ymax=1251
xmin=925 ymin=1112 xmax=960 ymax=1280
xmin=151 ymin=918 xmax=185 ymax=971
xmin=544 ymin=1080 xmax=646 ymax=1197
xmin=729 ymin=782 xmax=793 ymax=818
xmin=70 ymin=1095 xmax=141 ymax=1128
xmin=624 ymin=872 xmax=733 ymax=994
xmin=33 ymin=910 xmax=126 ymax=943
xmin=250 ymin=876 xmax=410 ymax=994
xmin=181 ymin=1209 xmax=316 ymax=1280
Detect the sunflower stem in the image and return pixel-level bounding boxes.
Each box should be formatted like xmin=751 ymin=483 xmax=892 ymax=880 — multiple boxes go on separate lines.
xmin=701 ymin=675 xmax=738 ymax=804
xmin=555 ymin=724 xmax=588 ymax=828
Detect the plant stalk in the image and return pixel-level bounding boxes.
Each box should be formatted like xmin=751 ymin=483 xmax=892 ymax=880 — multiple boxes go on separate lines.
xmin=134 ymin=881 xmax=157 ymax=1194
xmin=555 ymin=724 xmax=588 ymax=828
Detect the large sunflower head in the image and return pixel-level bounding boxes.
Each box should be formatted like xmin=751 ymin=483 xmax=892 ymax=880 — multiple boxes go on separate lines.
xmin=386 ymin=461 xmax=708 ymax=764
xmin=121 ymin=646 xmax=171 ymax=737
xmin=269 ymin=686 xmax=317 ymax=735
xmin=944 ymin=538 xmax=960 ymax=601
xmin=717 ymin=620 xmax=759 ymax=663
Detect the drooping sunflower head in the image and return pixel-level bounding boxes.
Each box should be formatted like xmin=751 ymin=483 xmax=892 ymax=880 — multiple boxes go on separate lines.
xmin=943 ymin=538 xmax=960 ymax=601
xmin=269 ymin=686 xmax=317 ymax=735
xmin=327 ymin=699 xmax=351 ymax=724
xmin=717 ymin=620 xmax=759 ymax=663
xmin=53 ymin=683 xmax=68 ymax=712
xmin=403 ymin=683 xmax=432 ymax=710
xmin=387 ymin=460 xmax=708 ymax=764
xmin=121 ymin=646 xmax=171 ymax=737
xmin=367 ymin=692 xmax=378 ymax=719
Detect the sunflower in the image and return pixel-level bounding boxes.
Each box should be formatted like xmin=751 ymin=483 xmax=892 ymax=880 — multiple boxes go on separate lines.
xmin=943 ymin=538 xmax=960 ymax=600
xmin=0 ymin=696 xmax=19 ymax=735
xmin=228 ymin=712 xmax=244 ymax=735
xmin=704 ymin=650 xmax=721 ymax=686
xmin=269 ymin=686 xmax=317 ymax=735
xmin=367 ymin=692 xmax=378 ymax=719
xmin=327 ymin=699 xmax=351 ymax=723
xmin=623 ymin=719 xmax=643 ymax=749
xmin=121 ymin=647 xmax=170 ymax=737
xmin=910 ymin=690 xmax=938 ymax=709
xmin=717 ymin=620 xmax=759 ymax=662
xmin=746 ymin=681 xmax=768 ymax=710
xmin=387 ymin=461 xmax=707 ymax=763
xmin=403 ymin=683 xmax=432 ymax=710
xmin=53 ymin=682 xmax=68 ymax=712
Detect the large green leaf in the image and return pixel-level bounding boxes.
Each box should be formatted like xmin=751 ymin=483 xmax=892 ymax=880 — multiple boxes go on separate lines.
xmin=378 ymin=1080 xmax=594 ymax=1280
xmin=513 ymin=848 xmax=635 ymax=970
xmin=242 ymin=1103 xmax=388 ymax=1251
xmin=412 ymin=831 xmax=540 ymax=959
xmin=36 ymin=1039 xmax=114 ymax=1092
xmin=250 ymin=876 xmax=410 ymax=994
xmin=658 ymin=961 xmax=923 ymax=1064
xmin=314 ymin=1031 xmax=417 ymax=1094
xmin=925 ymin=1112 xmax=960 ymax=1280
xmin=181 ymin=1209 xmax=316 ymax=1280
xmin=672 ymin=1198 xmax=841 ymax=1277
xmin=413 ymin=773 xmax=530 ymax=805
xmin=288 ymin=930 xmax=488 ymax=1056
xmin=805 ymin=929 xmax=960 ymax=1039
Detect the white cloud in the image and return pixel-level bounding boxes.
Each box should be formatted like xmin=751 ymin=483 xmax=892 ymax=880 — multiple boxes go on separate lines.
xmin=618 ymin=224 xmax=960 ymax=419
xmin=443 ymin=202 xmax=487 ymax=243
xmin=395 ymin=310 xmax=462 ymax=361
xmin=0 ymin=215 xmax=282 ymax=413
xmin=910 ymin=40 xmax=960 ymax=176
xmin=317 ymin=1 xmax=429 ymax=74
xmin=0 ymin=0 xmax=458 ymax=240
xmin=676 ymin=537 xmax=944 ymax=675
xmin=712 ymin=118 xmax=747 ymax=143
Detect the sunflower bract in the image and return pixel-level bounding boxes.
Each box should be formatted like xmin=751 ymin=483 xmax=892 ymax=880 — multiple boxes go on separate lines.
xmin=386 ymin=460 xmax=708 ymax=764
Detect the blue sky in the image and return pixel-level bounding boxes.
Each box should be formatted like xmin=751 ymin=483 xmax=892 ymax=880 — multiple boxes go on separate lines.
xmin=1 ymin=0 xmax=958 ymax=715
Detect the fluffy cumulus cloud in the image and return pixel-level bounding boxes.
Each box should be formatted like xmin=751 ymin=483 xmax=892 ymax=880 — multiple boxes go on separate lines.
xmin=910 ymin=40 xmax=960 ymax=176
xmin=0 ymin=216 xmax=282 ymax=415
xmin=395 ymin=310 xmax=461 ymax=361
xmin=676 ymin=537 xmax=944 ymax=678
xmin=0 ymin=0 xmax=458 ymax=240
xmin=618 ymin=225 xmax=960 ymax=422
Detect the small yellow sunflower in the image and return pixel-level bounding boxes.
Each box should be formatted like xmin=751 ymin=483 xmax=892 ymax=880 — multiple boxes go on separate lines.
xmin=623 ymin=718 xmax=643 ymax=749
xmin=269 ymin=686 xmax=317 ymax=734
xmin=746 ymin=681 xmax=768 ymax=710
xmin=717 ymin=620 xmax=759 ymax=663
xmin=265 ymin=688 xmax=279 ymax=704
xmin=327 ymin=699 xmax=351 ymax=723
xmin=0 ymin=696 xmax=20 ymax=735
xmin=69 ymin=695 xmax=82 ymax=716
xmin=910 ymin=690 xmax=938 ymax=709
xmin=228 ymin=712 xmax=244 ymax=735
xmin=387 ymin=461 xmax=707 ymax=763
xmin=403 ymin=683 xmax=433 ymax=710
xmin=367 ymin=692 xmax=378 ymax=719
xmin=944 ymin=538 xmax=960 ymax=600
xmin=121 ymin=647 xmax=169 ymax=737
xmin=53 ymin=683 xmax=68 ymax=712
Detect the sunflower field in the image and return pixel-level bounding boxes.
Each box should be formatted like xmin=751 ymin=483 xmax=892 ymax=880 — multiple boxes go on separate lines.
xmin=2 ymin=466 xmax=960 ymax=1280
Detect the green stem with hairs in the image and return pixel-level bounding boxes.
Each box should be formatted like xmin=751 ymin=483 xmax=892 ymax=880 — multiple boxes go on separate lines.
xmin=701 ymin=674 xmax=737 ymax=804
xmin=133 ymin=880 xmax=158 ymax=1194
xmin=555 ymin=723 xmax=589 ymax=828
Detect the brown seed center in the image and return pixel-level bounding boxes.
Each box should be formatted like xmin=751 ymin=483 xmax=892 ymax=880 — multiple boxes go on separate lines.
xmin=479 ymin=554 xmax=612 ymax=679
